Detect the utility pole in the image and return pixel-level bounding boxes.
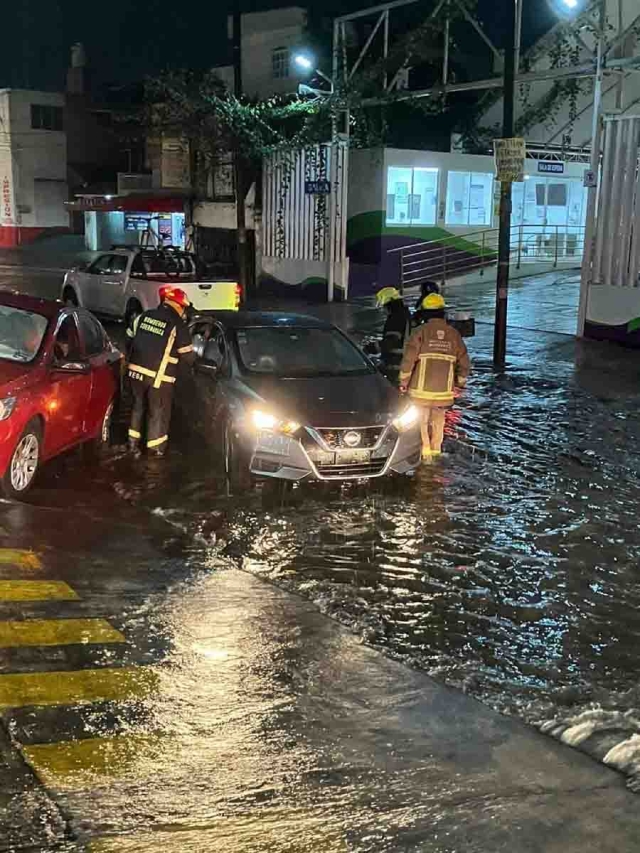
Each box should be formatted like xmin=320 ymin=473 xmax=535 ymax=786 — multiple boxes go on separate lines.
xmin=493 ymin=0 xmax=518 ymax=368
xmin=232 ymin=10 xmax=250 ymax=299
xmin=576 ymin=0 xmax=605 ymax=337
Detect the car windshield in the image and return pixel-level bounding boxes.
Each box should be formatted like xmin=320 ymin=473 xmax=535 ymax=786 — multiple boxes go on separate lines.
xmin=234 ymin=326 xmax=372 ymax=377
xmin=0 ymin=306 xmax=49 ymax=363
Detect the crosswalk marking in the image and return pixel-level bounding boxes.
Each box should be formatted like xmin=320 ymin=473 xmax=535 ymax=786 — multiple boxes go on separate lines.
xmin=0 ymin=580 xmax=78 ymax=601
xmin=0 ymin=548 xmax=42 ymax=571
xmin=0 ymin=666 xmax=157 ymax=709
xmin=0 ymin=618 xmax=125 ymax=648
xmin=24 ymin=734 xmax=156 ymax=792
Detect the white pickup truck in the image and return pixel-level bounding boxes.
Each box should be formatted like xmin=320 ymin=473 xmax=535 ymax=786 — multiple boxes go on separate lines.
xmin=62 ymin=246 xmax=241 ymax=324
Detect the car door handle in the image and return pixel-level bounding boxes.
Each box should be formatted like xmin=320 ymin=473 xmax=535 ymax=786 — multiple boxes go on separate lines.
xmin=103 ymin=280 xmax=122 ymax=285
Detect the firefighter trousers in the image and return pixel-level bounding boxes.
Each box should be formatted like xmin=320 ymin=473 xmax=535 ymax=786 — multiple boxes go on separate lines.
xmin=419 ymin=406 xmax=446 ymax=455
xmin=128 ymin=379 xmax=174 ymax=452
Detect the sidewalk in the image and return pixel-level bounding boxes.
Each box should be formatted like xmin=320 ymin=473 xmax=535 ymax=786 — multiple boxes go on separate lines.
xmin=1 ymin=497 xmax=639 ymax=851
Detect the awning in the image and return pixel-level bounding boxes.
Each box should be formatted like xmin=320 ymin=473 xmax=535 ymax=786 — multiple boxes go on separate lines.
xmin=65 ymin=195 xmax=186 ymax=213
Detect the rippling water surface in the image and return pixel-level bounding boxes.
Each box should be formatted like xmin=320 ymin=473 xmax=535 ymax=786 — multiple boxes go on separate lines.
xmin=140 ymin=328 xmax=640 ymax=790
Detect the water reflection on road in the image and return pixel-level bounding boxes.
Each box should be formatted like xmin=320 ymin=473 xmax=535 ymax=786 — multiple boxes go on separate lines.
xmin=18 ymin=324 xmax=640 ymax=792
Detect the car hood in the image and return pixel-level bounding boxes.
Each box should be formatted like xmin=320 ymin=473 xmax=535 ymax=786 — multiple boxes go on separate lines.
xmin=239 ymin=372 xmax=401 ymax=428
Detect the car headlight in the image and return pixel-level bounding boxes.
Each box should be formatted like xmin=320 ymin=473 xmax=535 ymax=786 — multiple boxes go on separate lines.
xmin=393 ymin=404 xmax=419 ymax=432
xmin=251 ymin=409 xmax=301 ymax=436
xmin=0 ymin=397 xmax=17 ymax=421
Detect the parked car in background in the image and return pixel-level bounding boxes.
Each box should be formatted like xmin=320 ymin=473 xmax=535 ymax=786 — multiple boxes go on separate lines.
xmin=176 ymin=311 xmax=422 ymax=484
xmin=0 ymin=293 xmax=121 ymax=499
xmin=62 ymin=246 xmax=241 ymax=326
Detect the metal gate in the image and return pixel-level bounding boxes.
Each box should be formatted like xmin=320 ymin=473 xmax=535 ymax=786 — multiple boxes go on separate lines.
xmin=590 ymin=116 xmax=640 ymax=288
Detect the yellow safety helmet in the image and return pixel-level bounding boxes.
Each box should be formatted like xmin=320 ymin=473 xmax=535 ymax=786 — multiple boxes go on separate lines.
xmin=376 ymin=287 xmax=402 ymax=307
xmin=421 ymin=293 xmax=446 ymax=311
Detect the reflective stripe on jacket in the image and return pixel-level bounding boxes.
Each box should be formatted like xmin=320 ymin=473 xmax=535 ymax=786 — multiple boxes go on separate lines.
xmin=399 ymin=318 xmax=470 ymax=407
xmin=127 ymin=303 xmax=194 ymax=388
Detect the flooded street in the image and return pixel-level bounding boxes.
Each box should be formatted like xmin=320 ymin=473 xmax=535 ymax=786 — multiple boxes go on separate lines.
xmin=143 ymin=318 xmax=640 ymax=793
xmin=2 ymin=267 xmax=640 ymax=848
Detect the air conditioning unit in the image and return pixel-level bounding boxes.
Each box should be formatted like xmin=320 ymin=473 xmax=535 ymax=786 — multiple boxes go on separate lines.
xmin=117 ymin=173 xmax=152 ymax=195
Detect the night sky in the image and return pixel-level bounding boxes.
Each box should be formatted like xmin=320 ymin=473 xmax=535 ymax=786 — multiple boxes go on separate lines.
xmin=1 ymin=0 xmax=553 ymax=95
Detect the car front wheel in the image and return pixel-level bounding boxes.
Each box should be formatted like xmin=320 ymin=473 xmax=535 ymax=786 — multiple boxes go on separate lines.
xmin=2 ymin=421 xmax=42 ymax=500
xmin=223 ymin=421 xmax=252 ymax=491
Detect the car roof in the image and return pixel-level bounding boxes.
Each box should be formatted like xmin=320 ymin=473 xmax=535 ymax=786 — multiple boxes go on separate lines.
xmin=202 ymin=310 xmax=334 ymax=330
xmin=0 ymin=292 xmax=62 ymax=319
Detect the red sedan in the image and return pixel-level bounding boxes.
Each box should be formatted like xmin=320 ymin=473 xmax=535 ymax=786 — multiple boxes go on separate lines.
xmin=0 ymin=293 xmax=121 ymax=499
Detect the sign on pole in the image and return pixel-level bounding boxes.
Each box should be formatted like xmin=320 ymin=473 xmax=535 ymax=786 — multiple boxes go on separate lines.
xmin=305 ymin=179 xmax=331 ymax=195
xmin=583 ymin=169 xmax=597 ymax=188
xmin=494 ymin=137 xmax=526 ymax=182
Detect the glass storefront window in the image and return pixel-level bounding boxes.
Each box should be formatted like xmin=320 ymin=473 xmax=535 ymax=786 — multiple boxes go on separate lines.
xmin=511 ymin=177 xmax=588 ymax=229
xmin=445 ymin=171 xmax=494 ymax=226
xmin=386 ymin=166 xmax=438 ymax=226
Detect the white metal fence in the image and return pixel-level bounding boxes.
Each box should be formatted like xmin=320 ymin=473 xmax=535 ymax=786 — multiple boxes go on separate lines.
xmin=590 ymin=116 xmax=640 ymax=288
xmin=388 ymin=225 xmax=585 ymax=290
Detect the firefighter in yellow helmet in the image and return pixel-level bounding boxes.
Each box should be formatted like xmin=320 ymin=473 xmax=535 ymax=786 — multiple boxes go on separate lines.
xmin=398 ymin=293 xmax=470 ymax=460
xmin=375 ymin=287 xmax=411 ymax=385
xmin=126 ymin=286 xmax=196 ymax=457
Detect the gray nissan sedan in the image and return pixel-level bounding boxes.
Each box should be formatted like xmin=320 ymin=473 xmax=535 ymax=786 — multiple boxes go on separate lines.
xmin=177 ymin=311 xmax=422 ymax=484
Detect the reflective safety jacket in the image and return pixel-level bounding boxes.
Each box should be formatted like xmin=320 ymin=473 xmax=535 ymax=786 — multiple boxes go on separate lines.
xmin=399 ymin=318 xmax=470 ymax=407
xmin=126 ymin=303 xmax=195 ymax=388
xmin=380 ymin=302 xmax=412 ymax=381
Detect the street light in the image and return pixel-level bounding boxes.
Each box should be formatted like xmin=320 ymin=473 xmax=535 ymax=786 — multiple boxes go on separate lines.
xmin=293 ymin=53 xmax=334 ymax=92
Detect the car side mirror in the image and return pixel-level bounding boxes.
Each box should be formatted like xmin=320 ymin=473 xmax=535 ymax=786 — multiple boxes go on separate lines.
xmin=53 ymin=360 xmax=90 ymax=375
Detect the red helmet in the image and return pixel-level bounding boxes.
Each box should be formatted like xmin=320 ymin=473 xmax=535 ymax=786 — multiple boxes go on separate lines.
xmin=159 ymin=285 xmax=190 ymax=309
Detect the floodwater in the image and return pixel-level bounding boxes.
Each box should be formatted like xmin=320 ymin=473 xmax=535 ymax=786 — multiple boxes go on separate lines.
xmin=10 ymin=317 xmax=640 ymax=807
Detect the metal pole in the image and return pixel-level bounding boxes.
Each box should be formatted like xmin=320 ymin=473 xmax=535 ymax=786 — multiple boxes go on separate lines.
xmin=327 ymin=20 xmax=339 ymax=303
xmin=577 ymin=0 xmax=605 ymax=337
xmin=232 ymin=11 xmax=250 ymax=299
xmin=493 ymin=0 xmax=517 ymax=368
xmin=514 ymin=0 xmax=523 ymax=77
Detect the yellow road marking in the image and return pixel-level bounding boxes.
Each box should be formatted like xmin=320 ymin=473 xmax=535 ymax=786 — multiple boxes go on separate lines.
xmin=0 ymin=618 xmax=125 ymax=648
xmin=0 ymin=580 xmax=78 ymax=601
xmin=0 ymin=666 xmax=157 ymax=709
xmin=0 ymin=549 xmax=42 ymax=570
xmin=24 ymin=734 xmax=157 ymax=791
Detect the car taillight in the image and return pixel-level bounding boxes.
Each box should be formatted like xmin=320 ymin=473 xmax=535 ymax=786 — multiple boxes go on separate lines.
xmin=235 ymin=284 xmax=242 ymax=306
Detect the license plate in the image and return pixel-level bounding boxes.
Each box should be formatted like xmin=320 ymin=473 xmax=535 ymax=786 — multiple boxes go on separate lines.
xmin=335 ymin=449 xmax=371 ymax=465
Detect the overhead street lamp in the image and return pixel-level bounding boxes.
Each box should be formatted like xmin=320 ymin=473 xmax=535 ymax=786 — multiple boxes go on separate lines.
xmin=293 ymin=54 xmax=335 ymax=92
xmin=494 ymin=0 xmax=600 ymax=367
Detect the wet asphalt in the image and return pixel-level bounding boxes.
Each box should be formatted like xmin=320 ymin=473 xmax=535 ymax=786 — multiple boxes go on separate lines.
xmin=1 ymin=255 xmax=640 ymax=850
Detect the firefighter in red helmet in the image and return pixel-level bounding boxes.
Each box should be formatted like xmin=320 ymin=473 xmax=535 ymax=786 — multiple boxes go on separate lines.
xmin=126 ymin=286 xmax=196 ymax=456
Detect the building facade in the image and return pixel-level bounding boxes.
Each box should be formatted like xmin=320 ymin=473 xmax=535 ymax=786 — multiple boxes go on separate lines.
xmin=0 ymin=89 xmax=68 ymax=246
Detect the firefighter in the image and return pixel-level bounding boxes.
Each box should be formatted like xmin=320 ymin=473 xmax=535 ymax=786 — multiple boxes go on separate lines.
xmin=126 ymin=286 xmax=196 ymax=456
xmin=375 ymin=287 xmax=412 ymax=385
xmin=398 ymin=293 xmax=470 ymax=461
xmin=413 ymin=280 xmax=441 ymax=326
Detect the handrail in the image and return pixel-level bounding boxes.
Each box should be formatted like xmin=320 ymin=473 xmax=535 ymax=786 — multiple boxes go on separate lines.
xmin=388 ymin=225 xmax=585 ymax=291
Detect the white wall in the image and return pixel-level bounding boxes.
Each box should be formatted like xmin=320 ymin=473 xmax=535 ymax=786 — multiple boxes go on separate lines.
xmin=3 ymin=90 xmax=68 ymax=229
xmin=222 ymin=7 xmax=306 ymax=100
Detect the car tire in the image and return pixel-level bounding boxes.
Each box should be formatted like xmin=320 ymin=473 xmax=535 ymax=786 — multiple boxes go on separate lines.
xmin=63 ymin=287 xmax=78 ymax=307
xmin=223 ymin=421 xmax=252 ymax=491
xmin=125 ymin=300 xmax=143 ymax=329
xmin=83 ymin=400 xmax=114 ymax=460
xmin=1 ymin=420 xmax=42 ymax=500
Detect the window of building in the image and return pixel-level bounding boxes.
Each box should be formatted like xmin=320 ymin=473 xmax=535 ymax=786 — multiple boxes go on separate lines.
xmin=511 ymin=177 xmax=585 ymax=228
xmin=445 ymin=171 xmax=494 ymax=226
xmin=386 ymin=166 xmax=438 ymax=226
xmin=31 ymin=104 xmax=63 ymax=131
xmin=272 ymin=47 xmax=290 ymax=79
